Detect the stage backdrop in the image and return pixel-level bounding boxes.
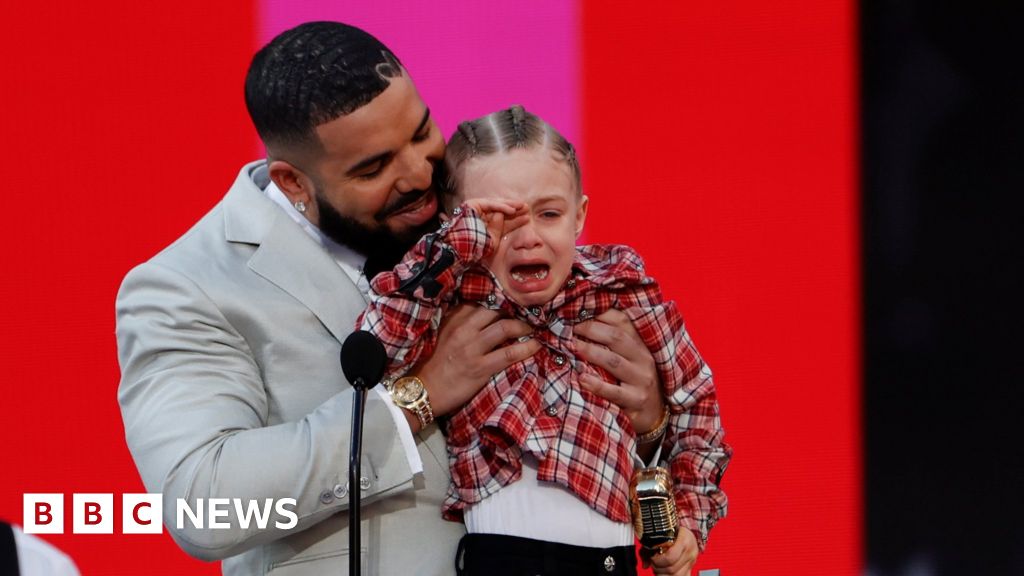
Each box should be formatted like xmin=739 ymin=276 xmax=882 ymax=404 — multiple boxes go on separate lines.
xmin=0 ymin=1 xmax=858 ymax=574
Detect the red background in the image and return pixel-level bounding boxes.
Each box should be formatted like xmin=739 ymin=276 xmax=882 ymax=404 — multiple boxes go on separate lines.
xmin=0 ymin=1 xmax=858 ymax=574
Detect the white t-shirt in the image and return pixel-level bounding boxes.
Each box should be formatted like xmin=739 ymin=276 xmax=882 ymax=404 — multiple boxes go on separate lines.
xmin=11 ymin=526 xmax=80 ymax=576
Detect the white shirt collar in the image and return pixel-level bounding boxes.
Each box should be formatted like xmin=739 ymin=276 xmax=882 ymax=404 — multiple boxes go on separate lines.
xmin=263 ymin=180 xmax=369 ymax=294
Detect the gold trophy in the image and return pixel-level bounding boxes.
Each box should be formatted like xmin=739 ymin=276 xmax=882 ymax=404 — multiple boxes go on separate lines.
xmin=629 ymin=466 xmax=678 ymax=553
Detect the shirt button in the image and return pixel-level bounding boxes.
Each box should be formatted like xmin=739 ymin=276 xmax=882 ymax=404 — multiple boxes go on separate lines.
xmin=553 ymin=354 xmax=566 ymax=366
xmin=452 ymin=206 xmax=463 ymax=216
xmin=319 ymin=490 xmax=334 ymax=505
xmin=546 ymin=405 xmax=559 ymax=417
xmin=359 ymin=477 xmax=372 ymax=491
xmin=486 ymin=293 xmax=497 ymax=305
xmin=529 ymin=306 xmax=541 ymax=316
xmin=333 ymin=483 xmax=348 ymax=499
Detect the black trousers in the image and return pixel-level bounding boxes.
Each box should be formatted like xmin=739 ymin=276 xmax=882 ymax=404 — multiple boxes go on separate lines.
xmin=1 ymin=522 xmax=19 ymax=576
xmin=456 ymin=533 xmax=638 ymax=576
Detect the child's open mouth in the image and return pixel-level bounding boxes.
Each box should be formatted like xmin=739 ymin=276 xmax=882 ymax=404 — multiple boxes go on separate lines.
xmin=510 ymin=264 xmax=549 ymax=282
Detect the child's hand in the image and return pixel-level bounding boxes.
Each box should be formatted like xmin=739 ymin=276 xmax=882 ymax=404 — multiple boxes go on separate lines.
xmin=461 ymin=199 xmax=528 ymax=248
xmin=641 ymin=527 xmax=699 ymax=575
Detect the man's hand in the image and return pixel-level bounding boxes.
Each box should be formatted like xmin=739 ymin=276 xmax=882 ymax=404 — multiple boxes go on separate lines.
xmin=415 ymin=304 xmax=540 ymax=422
xmin=641 ymin=528 xmax=699 ymax=576
xmin=574 ymin=309 xmax=665 ymax=434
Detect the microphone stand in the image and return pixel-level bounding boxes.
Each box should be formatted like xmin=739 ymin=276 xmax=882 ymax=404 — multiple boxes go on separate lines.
xmin=349 ymin=377 xmax=369 ymax=575
xmin=340 ymin=330 xmax=387 ymax=575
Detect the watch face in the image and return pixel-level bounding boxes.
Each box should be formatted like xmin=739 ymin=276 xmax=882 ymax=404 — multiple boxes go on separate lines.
xmin=395 ymin=378 xmax=424 ymax=403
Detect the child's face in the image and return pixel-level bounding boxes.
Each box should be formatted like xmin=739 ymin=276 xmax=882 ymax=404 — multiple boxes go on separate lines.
xmin=457 ymin=148 xmax=588 ymax=306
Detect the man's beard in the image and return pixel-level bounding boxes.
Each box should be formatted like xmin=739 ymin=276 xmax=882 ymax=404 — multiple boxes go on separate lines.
xmin=315 ymin=190 xmax=440 ymax=278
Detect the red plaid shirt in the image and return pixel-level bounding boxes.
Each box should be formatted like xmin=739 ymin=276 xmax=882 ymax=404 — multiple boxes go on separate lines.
xmin=359 ymin=206 xmax=731 ymax=548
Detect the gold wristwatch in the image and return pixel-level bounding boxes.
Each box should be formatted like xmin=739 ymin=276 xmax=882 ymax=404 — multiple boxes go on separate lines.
xmin=389 ymin=376 xmax=435 ymax=429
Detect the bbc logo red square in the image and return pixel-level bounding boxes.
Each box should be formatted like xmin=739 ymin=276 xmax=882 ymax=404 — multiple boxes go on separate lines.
xmin=73 ymin=493 xmax=113 ymax=534
xmin=23 ymin=493 xmax=63 ymax=534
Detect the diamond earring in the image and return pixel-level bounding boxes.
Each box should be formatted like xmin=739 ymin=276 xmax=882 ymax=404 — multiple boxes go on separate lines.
xmin=294 ymin=200 xmax=306 ymax=213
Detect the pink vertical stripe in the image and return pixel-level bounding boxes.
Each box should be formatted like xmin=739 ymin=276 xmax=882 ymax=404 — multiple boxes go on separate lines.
xmin=257 ymin=2 xmax=579 ymax=145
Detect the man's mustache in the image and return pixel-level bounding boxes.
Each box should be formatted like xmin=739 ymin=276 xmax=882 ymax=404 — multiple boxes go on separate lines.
xmin=376 ymin=187 xmax=431 ymax=221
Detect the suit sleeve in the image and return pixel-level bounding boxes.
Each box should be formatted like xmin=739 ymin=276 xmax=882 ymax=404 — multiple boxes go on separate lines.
xmin=615 ymin=249 xmax=732 ymax=551
xmin=359 ymin=205 xmax=494 ymax=377
xmin=116 ymin=262 xmax=415 ymax=561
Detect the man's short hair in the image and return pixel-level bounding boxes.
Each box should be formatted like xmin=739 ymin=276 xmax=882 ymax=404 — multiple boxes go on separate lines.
xmin=244 ymin=21 xmax=403 ymax=153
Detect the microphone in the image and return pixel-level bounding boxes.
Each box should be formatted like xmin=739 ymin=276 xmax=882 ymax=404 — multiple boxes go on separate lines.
xmin=341 ymin=330 xmax=387 ymax=390
xmin=339 ymin=330 xmax=387 ymax=575
xmin=630 ymin=466 xmax=679 ymax=553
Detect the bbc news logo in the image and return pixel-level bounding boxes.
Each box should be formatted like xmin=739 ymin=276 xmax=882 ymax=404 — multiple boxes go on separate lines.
xmin=23 ymin=493 xmax=298 ymax=534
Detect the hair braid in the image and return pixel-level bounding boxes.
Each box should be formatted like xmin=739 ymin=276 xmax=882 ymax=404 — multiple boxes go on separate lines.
xmin=457 ymin=121 xmax=478 ymax=150
xmin=442 ymin=105 xmax=582 ymax=210
xmin=509 ymin=104 xmax=527 ymax=146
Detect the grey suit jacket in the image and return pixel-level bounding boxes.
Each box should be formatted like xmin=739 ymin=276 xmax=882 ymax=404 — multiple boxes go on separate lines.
xmin=116 ymin=161 xmax=463 ymax=575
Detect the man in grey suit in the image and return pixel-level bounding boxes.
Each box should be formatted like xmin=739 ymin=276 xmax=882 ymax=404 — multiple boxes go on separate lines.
xmin=117 ymin=22 xmax=666 ymax=575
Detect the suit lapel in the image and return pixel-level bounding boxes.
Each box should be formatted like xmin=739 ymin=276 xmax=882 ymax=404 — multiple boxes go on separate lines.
xmin=222 ymin=162 xmax=368 ymax=344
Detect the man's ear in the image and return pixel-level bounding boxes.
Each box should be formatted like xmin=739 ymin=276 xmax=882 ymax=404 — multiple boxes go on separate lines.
xmin=268 ymin=159 xmax=313 ymax=206
xmin=575 ymin=194 xmax=589 ymax=238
